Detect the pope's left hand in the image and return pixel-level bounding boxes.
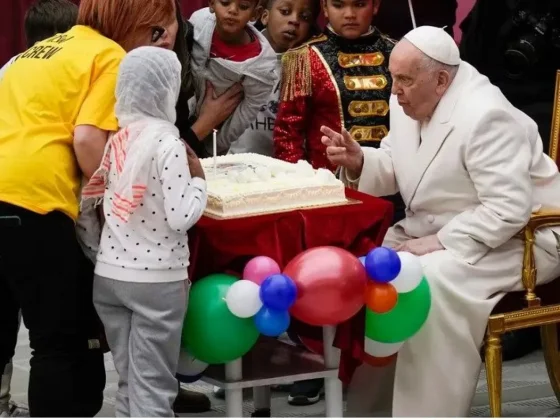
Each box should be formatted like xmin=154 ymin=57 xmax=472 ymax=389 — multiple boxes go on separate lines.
xmin=394 ymin=234 xmax=444 ymax=256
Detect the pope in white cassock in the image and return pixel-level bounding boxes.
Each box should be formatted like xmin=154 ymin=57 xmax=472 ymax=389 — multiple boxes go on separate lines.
xmin=321 ymin=26 xmax=560 ymax=416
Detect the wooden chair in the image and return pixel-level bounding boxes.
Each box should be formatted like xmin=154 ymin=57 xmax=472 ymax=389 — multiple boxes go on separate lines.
xmin=485 ymin=70 xmax=560 ymax=416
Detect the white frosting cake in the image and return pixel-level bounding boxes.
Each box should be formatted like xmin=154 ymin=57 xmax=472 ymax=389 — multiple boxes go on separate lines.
xmin=200 ymin=154 xmax=347 ymax=217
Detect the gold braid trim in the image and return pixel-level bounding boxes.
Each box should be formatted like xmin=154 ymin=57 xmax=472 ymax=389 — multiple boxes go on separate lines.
xmin=280 ymin=46 xmax=312 ymax=102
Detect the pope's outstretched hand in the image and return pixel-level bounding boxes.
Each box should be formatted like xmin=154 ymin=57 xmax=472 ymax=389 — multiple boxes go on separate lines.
xmin=320 ymin=126 xmax=364 ymax=178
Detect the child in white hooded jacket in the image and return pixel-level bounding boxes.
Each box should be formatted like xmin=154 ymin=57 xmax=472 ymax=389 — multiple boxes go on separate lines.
xmin=81 ymin=46 xmax=207 ymax=418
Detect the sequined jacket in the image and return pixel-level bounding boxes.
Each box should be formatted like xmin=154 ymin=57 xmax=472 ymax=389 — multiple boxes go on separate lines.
xmin=273 ymin=27 xmax=395 ymax=171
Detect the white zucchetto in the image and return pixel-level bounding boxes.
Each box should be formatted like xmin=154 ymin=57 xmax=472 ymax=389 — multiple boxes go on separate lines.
xmin=403 ymin=26 xmax=461 ymax=66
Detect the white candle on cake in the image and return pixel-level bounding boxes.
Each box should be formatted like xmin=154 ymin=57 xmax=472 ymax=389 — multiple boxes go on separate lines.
xmin=213 ymin=129 xmax=217 ymax=177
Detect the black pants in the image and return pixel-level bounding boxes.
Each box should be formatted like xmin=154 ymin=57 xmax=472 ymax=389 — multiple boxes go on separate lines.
xmin=0 ymin=202 xmax=105 ymax=417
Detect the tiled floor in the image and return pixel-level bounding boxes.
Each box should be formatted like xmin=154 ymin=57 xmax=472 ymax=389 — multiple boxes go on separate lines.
xmin=9 ymin=326 xmax=560 ymax=417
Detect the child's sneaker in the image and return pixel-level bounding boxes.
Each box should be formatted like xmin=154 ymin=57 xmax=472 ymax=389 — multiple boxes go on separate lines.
xmin=287 ymin=380 xmax=324 ymax=406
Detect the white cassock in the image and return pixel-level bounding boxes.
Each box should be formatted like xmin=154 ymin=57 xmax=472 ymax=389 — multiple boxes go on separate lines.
xmin=341 ymin=61 xmax=560 ymax=416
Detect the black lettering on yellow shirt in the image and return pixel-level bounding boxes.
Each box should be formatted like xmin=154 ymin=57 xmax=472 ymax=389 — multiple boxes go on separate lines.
xmin=42 ymin=34 xmax=75 ymax=45
xmin=20 ymin=45 xmax=63 ymax=60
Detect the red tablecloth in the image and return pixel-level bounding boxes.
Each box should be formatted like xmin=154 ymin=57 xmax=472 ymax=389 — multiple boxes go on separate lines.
xmin=188 ymin=188 xmax=393 ymax=382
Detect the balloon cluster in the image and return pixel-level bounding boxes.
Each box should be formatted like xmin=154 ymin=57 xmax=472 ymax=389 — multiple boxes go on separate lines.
xmin=360 ymin=248 xmax=431 ymax=358
xmin=226 ymin=256 xmax=297 ymax=337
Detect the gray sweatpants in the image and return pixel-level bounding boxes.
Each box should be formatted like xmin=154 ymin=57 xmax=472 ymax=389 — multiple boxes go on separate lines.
xmin=93 ymin=275 xmax=188 ymax=417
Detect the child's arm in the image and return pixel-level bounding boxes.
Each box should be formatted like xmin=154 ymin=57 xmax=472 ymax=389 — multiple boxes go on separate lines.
xmin=159 ymin=139 xmax=207 ymax=234
xmin=215 ymin=70 xmax=277 ymax=154
xmin=273 ymin=47 xmax=312 ymax=163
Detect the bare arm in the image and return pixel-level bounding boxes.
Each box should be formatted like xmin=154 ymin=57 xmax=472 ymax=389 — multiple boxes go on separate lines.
xmin=74 ymin=125 xmax=109 ymax=179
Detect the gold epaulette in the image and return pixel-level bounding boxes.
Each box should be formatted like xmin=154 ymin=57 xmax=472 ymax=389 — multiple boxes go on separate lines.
xmin=280 ymin=34 xmax=327 ymax=102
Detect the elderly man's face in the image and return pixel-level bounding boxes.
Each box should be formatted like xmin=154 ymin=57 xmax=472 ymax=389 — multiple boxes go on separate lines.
xmin=388 ymin=40 xmax=445 ymax=121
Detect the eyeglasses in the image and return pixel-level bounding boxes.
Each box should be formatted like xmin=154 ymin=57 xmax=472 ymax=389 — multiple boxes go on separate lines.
xmin=151 ymin=26 xmax=166 ymax=43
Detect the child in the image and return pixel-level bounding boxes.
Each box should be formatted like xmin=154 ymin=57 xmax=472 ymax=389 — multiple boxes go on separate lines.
xmin=0 ymin=0 xmax=77 ymax=417
xmin=81 ymin=47 xmax=207 ymax=417
xmin=274 ymin=0 xmax=394 ymax=169
xmin=0 ymin=0 xmax=78 ymax=79
xmin=229 ymin=0 xmax=320 ymax=155
xmin=189 ymin=0 xmax=278 ymax=155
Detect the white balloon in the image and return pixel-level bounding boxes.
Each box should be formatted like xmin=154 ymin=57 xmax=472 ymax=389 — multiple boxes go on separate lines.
xmin=225 ymin=280 xmax=263 ymax=318
xmin=364 ymin=338 xmax=404 ymax=357
xmin=177 ymin=349 xmax=208 ymax=377
xmin=391 ymin=252 xmax=424 ymax=293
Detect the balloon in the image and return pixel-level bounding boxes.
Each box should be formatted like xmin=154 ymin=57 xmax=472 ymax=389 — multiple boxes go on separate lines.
xmin=362 ymin=352 xmax=397 ymax=367
xmin=259 ymin=274 xmax=297 ymax=311
xmin=285 ymin=246 xmax=367 ymax=326
xmin=364 ymin=337 xmax=404 ymax=357
xmin=365 ymin=247 xmax=401 ymax=283
xmin=225 ymin=280 xmax=263 ymax=318
xmin=359 ymin=256 xmax=366 ymax=266
xmin=365 ymin=282 xmax=398 ymax=313
xmin=243 ymin=256 xmax=281 ymax=285
xmin=391 ymin=252 xmax=424 ymax=293
xmin=365 ymin=276 xmax=431 ymax=343
xmin=176 ymin=349 xmax=208 ymax=382
xmin=182 ymin=273 xmax=260 ymax=364
xmin=254 ymin=307 xmax=290 ymax=337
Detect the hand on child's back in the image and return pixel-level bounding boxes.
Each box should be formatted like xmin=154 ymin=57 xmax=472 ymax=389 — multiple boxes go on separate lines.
xmin=185 ymin=143 xmax=205 ymax=180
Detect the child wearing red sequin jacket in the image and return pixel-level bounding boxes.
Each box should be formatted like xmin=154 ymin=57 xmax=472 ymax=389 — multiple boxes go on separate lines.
xmin=273 ymin=0 xmax=393 ymax=171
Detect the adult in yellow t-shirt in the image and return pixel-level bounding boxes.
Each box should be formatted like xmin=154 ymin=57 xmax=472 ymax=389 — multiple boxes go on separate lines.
xmin=0 ymin=0 xmax=178 ymax=416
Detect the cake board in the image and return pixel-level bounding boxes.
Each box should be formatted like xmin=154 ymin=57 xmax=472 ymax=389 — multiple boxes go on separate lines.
xmin=203 ymin=198 xmax=362 ymax=220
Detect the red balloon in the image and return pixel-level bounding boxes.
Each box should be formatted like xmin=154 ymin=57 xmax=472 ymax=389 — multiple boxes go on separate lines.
xmin=284 ymin=247 xmax=367 ymax=326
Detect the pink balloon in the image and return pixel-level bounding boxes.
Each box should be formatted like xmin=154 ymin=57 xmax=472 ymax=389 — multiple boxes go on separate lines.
xmin=243 ymin=256 xmax=281 ymax=285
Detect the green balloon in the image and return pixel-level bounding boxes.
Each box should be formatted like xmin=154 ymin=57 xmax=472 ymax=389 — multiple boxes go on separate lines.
xmin=365 ymin=276 xmax=431 ymax=343
xmin=182 ymin=273 xmax=260 ymax=364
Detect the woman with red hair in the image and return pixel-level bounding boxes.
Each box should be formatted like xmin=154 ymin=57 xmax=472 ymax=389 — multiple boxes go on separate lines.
xmin=0 ymin=0 xmax=185 ymax=417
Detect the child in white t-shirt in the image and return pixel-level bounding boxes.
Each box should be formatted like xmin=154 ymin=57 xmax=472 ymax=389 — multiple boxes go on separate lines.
xmin=81 ymin=46 xmax=207 ymax=417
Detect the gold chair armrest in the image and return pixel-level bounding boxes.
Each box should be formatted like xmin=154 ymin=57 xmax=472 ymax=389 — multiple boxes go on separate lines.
xmin=527 ymin=208 xmax=560 ymax=231
xmin=521 ymin=207 xmax=560 ymax=307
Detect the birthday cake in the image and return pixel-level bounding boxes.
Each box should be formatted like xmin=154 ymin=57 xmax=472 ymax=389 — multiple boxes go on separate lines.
xmin=200 ymin=154 xmax=347 ymax=217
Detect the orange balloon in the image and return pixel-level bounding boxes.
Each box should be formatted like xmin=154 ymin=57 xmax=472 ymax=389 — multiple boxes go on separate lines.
xmin=362 ymin=352 xmax=397 ymax=367
xmin=365 ymin=282 xmax=398 ymax=313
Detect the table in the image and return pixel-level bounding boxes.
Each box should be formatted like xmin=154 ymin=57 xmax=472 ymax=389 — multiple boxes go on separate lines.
xmin=188 ymin=188 xmax=393 ymax=416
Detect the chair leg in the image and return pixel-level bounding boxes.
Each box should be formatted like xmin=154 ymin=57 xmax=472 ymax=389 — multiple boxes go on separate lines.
xmin=541 ymin=324 xmax=560 ymax=405
xmin=485 ymin=332 xmax=503 ymax=417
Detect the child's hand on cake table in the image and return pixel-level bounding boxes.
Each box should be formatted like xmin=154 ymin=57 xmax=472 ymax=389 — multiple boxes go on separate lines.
xmin=185 ymin=143 xmax=206 ymax=180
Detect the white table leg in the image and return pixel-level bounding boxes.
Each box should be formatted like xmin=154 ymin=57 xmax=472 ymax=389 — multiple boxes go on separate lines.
xmin=323 ymin=325 xmax=343 ymax=417
xmin=225 ymin=358 xmax=244 ymax=417
xmin=253 ymin=386 xmax=271 ymax=411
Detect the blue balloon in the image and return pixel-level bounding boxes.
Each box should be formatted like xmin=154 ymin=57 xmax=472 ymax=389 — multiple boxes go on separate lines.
xmin=365 ymin=247 xmax=401 ymax=283
xmin=176 ymin=373 xmax=203 ymax=383
xmin=254 ymin=307 xmax=291 ymax=337
xmin=359 ymin=256 xmax=367 ymax=266
xmin=259 ymin=274 xmax=297 ymax=311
